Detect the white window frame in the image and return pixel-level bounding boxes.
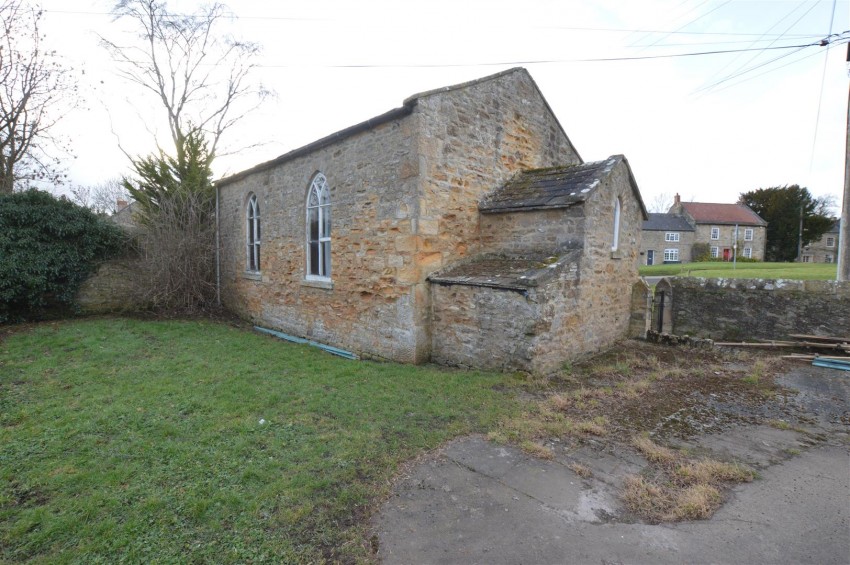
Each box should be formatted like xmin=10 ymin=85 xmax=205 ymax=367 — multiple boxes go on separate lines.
xmin=663 ymin=248 xmax=679 ymax=262
xmin=611 ymin=197 xmax=621 ymax=252
xmin=710 ymin=246 xmax=719 ymax=258
xmin=246 ymin=193 xmax=260 ymax=272
xmin=743 ymin=247 xmax=752 ymax=259
xmin=710 ymin=227 xmax=720 ymax=240
xmin=665 ymin=232 xmax=680 ymax=242
xmin=744 ymin=228 xmax=753 ymax=241
xmin=825 ymin=254 xmax=834 ymax=263
xmin=306 ymin=173 xmax=332 ymax=281
xmin=826 ymin=237 xmax=835 ymax=248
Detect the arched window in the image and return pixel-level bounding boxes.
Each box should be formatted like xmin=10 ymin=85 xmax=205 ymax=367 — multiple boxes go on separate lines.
xmin=246 ymin=193 xmax=260 ymax=272
xmin=611 ymin=197 xmax=621 ymax=252
xmin=306 ymin=173 xmax=331 ymax=279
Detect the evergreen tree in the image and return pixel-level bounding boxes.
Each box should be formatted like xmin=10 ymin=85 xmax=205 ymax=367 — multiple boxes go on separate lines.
xmin=740 ymin=185 xmax=834 ymax=262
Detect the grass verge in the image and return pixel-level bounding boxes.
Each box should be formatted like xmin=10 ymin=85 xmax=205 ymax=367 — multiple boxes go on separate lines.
xmin=0 ymin=318 xmax=517 ymax=563
xmin=639 ymin=261 xmax=836 ymax=280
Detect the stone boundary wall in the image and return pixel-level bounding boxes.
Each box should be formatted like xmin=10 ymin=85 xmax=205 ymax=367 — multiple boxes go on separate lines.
xmin=75 ymin=259 xmax=141 ymax=314
xmin=660 ymin=277 xmax=850 ymax=340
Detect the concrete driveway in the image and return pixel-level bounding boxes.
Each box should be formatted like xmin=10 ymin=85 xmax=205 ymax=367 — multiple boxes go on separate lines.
xmin=373 ymin=364 xmax=850 ymax=564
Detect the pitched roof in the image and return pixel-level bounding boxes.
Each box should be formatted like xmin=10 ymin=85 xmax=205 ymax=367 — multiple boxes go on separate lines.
xmin=643 ymin=213 xmax=694 ymax=231
xmin=679 ymin=202 xmax=766 ymax=226
xmin=217 ymin=67 xmax=580 ymax=188
xmin=480 ymin=155 xmax=647 ymax=216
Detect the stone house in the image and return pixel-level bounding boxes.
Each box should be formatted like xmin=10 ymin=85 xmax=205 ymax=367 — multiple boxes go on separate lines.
xmin=641 ymin=213 xmax=695 ymax=265
xmin=643 ymin=194 xmax=767 ymax=264
xmin=802 ymin=220 xmax=839 ymax=263
xmin=215 ymin=68 xmax=648 ymax=373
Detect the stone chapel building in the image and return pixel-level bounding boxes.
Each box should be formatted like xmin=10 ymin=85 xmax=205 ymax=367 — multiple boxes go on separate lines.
xmin=216 ymin=68 xmax=648 ymax=374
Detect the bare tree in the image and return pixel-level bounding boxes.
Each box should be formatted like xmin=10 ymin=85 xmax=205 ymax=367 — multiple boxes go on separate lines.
xmin=648 ymin=192 xmax=673 ymax=213
xmin=0 ymin=0 xmax=74 ymax=193
xmin=100 ymin=0 xmax=267 ymax=169
xmin=70 ymin=177 xmax=131 ymax=214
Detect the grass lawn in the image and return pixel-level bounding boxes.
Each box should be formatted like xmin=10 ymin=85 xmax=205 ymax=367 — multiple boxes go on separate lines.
xmin=639 ymin=261 xmax=837 ymax=280
xmin=0 ymin=318 xmax=518 ymax=563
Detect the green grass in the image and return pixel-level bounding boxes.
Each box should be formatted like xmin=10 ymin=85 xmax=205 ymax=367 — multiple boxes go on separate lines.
xmin=639 ymin=261 xmax=837 ymax=280
xmin=0 ymin=318 xmax=518 ymax=563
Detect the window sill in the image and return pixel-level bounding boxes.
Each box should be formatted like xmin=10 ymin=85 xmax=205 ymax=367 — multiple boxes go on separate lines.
xmin=301 ymin=278 xmax=334 ymax=290
xmin=242 ymin=271 xmax=263 ymax=281
xmin=610 ymin=250 xmax=622 ymax=260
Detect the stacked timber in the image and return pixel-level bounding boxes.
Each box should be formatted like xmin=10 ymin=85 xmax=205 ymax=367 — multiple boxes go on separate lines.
xmin=715 ymin=334 xmax=850 ymax=370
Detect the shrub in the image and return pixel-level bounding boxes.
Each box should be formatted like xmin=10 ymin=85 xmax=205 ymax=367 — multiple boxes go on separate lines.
xmin=0 ymin=190 xmax=126 ymax=321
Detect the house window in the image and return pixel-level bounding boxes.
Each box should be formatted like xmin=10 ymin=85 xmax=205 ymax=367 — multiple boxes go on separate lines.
xmin=743 ymin=247 xmax=752 ymax=259
xmin=826 ymin=237 xmax=835 ymax=248
xmin=710 ymin=227 xmax=720 ymax=240
xmin=611 ymin=197 xmax=621 ymax=251
xmin=246 ymin=193 xmax=260 ymax=272
xmin=307 ymin=173 xmax=331 ymax=279
xmin=826 ymin=254 xmax=834 ymax=263
xmin=744 ymin=228 xmax=753 ymax=241
xmin=665 ymin=232 xmax=680 ymax=242
xmin=802 ymin=255 xmax=811 ymax=263
xmin=663 ymin=248 xmax=679 ymax=262
xmin=710 ymin=246 xmax=719 ymax=258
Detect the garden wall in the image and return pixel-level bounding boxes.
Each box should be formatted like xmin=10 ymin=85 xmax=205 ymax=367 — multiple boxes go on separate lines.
xmin=658 ymin=277 xmax=850 ymax=340
xmin=76 ymin=259 xmax=141 ymax=314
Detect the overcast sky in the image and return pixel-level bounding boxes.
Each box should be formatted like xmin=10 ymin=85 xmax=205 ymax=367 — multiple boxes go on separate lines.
xmin=39 ymin=0 xmax=850 ymax=211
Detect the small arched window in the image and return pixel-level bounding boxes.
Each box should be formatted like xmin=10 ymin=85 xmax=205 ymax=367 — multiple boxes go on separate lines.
xmin=612 ymin=197 xmax=621 ymax=252
xmin=246 ymin=193 xmax=260 ymax=272
xmin=306 ymin=173 xmax=331 ymax=279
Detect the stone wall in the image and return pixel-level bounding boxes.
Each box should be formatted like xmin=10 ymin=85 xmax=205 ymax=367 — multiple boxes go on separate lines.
xmin=430 ymin=255 xmax=581 ymax=373
xmin=414 ymin=69 xmax=581 ymax=276
xmin=216 ymin=68 xmax=582 ymax=364
xmin=479 ymin=206 xmax=584 ymax=256
xmin=76 ymin=259 xmax=141 ymax=314
xmin=662 ymin=277 xmax=850 ymax=340
xmin=537 ymin=162 xmax=644 ymax=370
xmin=218 ymin=116 xmax=423 ymax=362
xmin=430 ymin=158 xmax=645 ymax=375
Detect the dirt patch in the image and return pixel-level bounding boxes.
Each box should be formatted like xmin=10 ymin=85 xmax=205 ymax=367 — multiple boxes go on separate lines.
xmin=490 ymin=339 xmax=837 ymax=523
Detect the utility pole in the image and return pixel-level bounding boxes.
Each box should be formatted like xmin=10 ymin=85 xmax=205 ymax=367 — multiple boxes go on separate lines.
xmin=797 ymin=203 xmax=804 ymax=262
xmin=839 ymin=44 xmax=850 ymax=280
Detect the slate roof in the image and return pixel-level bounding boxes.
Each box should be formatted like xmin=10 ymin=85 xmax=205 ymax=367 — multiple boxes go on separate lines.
xmin=680 ymin=202 xmax=766 ymax=226
xmin=480 ymin=155 xmax=628 ymax=213
xmin=643 ymin=213 xmax=694 ymax=232
xmin=428 ymin=250 xmax=581 ymax=291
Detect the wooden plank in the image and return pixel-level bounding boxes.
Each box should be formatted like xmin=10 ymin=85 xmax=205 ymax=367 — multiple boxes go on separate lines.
xmin=788 ymin=334 xmax=850 ymax=343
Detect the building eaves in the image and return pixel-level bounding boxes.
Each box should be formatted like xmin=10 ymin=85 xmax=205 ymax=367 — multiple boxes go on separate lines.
xmin=216 ymin=104 xmax=414 ymax=188
xmin=217 ymin=67 xmax=583 ymax=189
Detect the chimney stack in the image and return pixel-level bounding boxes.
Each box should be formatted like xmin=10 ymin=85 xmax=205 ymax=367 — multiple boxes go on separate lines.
xmin=116 ymin=199 xmax=128 ymax=211
xmin=674 ymin=193 xmax=681 ymax=206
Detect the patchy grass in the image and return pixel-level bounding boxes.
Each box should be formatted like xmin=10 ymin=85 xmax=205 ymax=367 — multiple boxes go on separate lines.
xmin=624 ymin=437 xmax=756 ymax=522
xmin=0 ymin=318 xmax=517 ymax=563
xmin=568 ymin=462 xmax=593 ymax=479
xmin=639 ymin=261 xmax=836 ymax=280
xmin=492 ymin=340 xmax=781 ymax=524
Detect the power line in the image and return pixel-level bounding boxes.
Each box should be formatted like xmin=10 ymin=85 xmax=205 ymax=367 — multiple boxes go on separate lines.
xmin=809 ymin=0 xmax=840 ymax=169
xmin=42 ymin=8 xmax=827 ymax=38
xmin=250 ymin=39 xmax=843 ymax=69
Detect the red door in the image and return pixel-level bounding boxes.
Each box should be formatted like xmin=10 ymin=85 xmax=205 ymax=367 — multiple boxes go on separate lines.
xmin=723 ymin=248 xmax=731 ymax=261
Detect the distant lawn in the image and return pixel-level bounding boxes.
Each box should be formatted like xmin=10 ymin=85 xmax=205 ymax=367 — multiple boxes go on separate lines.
xmin=0 ymin=319 xmax=517 ymax=563
xmin=639 ymin=261 xmax=837 ymax=280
